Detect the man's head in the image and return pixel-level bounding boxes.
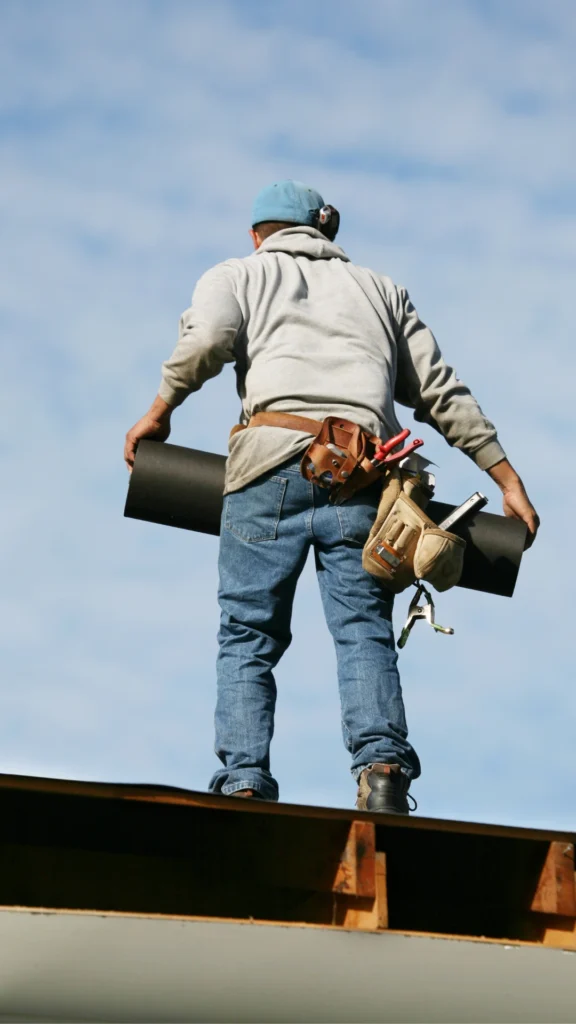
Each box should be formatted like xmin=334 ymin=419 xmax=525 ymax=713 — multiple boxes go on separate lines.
xmin=250 ymin=179 xmax=339 ymax=249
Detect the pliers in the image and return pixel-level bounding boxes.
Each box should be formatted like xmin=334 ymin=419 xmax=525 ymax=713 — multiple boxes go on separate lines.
xmin=397 ymin=583 xmax=454 ymax=649
xmin=371 ymin=428 xmax=424 ymax=468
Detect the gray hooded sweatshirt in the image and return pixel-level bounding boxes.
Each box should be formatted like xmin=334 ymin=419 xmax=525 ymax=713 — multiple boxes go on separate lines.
xmin=159 ymin=227 xmax=505 ymax=493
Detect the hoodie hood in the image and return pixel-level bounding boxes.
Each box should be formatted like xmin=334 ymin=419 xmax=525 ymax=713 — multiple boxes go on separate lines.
xmin=256 ymin=225 xmax=350 ymax=262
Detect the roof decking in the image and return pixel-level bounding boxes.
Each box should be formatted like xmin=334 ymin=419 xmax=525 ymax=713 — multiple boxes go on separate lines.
xmin=0 ymin=772 xmax=574 ymax=949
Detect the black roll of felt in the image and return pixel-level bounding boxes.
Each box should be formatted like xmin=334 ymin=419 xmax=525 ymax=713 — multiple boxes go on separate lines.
xmin=125 ymin=440 xmax=527 ymax=598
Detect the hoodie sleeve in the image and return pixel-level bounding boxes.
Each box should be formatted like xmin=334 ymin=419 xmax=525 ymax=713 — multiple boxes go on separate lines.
xmin=393 ymin=287 xmax=506 ymax=470
xmin=158 ymin=263 xmax=243 ymax=408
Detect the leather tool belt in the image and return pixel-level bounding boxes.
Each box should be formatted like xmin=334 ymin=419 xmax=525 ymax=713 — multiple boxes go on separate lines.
xmin=231 ymin=411 xmax=382 ymax=504
xmin=232 ymin=412 xmax=466 ymax=594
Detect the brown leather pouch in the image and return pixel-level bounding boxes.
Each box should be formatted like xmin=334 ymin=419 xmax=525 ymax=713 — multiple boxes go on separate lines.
xmin=300 ymin=416 xmax=382 ymax=503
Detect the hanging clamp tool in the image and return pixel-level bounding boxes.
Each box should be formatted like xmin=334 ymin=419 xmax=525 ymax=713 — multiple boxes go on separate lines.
xmin=397 ymin=583 xmax=454 ymax=649
xmin=371 ymin=428 xmax=424 ymax=469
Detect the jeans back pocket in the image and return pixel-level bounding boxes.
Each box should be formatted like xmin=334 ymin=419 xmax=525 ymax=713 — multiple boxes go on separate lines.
xmin=224 ymin=475 xmax=288 ymax=542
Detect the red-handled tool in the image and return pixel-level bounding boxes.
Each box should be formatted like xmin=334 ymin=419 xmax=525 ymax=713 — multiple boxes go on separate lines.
xmin=371 ymin=428 xmax=424 ymax=468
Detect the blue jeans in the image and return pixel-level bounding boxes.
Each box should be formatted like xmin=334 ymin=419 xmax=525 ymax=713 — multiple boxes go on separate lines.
xmin=209 ymin=457 xmax=421 ymax=800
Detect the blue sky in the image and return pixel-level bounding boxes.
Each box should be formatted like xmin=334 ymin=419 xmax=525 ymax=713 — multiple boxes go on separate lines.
xmin=1 ymin=0 xmax=574 ymax=828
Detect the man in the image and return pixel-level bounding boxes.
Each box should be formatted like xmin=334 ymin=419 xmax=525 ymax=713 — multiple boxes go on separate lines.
xmin=125 ymin=179 xmax=539 ymax=813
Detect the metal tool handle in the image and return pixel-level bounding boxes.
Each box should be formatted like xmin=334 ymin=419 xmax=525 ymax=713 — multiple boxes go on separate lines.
xmin=397 ymin=628 xmax=410 ymax=650
xmin=437 ymin=492 xmax=488 ymax=532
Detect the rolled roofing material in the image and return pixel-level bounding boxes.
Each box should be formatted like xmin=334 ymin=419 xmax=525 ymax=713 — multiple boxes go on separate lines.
xmin=124 ymin=440 xmax=527 ymax=597
xmin=125 ymin=440 xmax=224 ymax=536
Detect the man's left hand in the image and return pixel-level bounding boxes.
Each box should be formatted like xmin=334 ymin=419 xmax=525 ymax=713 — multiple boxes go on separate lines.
xmin=124 ymin=397 xmax=173 ymax=472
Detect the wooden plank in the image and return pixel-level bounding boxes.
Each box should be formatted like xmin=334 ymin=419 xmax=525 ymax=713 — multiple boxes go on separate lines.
xmin=331 ymin=826 xmax=387 ymax=933
xmin=356 ymin=823 xmax=378 ymax=899
xmin=541 ymin=918 xmax=576 ymax=950
xmin=375 ymin=852 xmax=389 ymax=930
xmin=531 ymin=842 xmax=576 ymax=917
xmin=1 ymin=772 xmax=575 ymax=942
xmin=0 ymin=772 xmax=573 ymax=845
xmin=332 ymin=821 xmax=376 ymax=898
xmin=333 ymin=853 xmax=388 ymax=932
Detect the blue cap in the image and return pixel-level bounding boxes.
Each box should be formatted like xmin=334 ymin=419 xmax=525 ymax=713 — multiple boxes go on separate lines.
xmin=251 ymin=179 xmax=325 ymax=228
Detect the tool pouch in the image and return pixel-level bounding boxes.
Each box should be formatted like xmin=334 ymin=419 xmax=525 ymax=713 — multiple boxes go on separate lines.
xmin=413 ymin=527 xmax=466 ymax=592
xmin=363 ymin=472 xmax=466 ymax=594
xmin=300 ymin=416 xmax=381 ymax=503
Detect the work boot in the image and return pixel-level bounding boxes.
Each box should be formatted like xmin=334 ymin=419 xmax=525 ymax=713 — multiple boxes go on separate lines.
xmin=356 ymin=764 xmax=411 ymax=814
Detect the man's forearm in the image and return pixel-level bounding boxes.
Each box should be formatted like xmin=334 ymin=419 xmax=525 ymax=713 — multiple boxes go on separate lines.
xmin=147 ymin=395 xmax=174 ymax=422
xmin=486 ymin=458 xmax=521 ymax=491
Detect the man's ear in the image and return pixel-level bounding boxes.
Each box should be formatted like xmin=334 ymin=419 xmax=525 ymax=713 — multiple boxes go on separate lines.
xmin=249 ymin=228 xmax=260 ymax=250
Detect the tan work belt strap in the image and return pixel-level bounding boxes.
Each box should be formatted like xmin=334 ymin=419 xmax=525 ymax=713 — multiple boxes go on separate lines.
xmin=232 ymin=412 xmax=381 ymax=447
xmin=230 ymin=411 xmax=324 ymax=438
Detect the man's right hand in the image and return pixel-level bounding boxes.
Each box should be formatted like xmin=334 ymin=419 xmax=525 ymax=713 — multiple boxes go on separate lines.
xmin=124 ymin=396 xmax=173 ymax=472
xmin=487 ymin=459 xmax=540 ymax=549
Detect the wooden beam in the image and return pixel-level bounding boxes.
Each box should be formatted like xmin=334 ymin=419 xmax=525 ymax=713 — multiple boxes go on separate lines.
xmin=332 ymin=853 xmax=388 ymax=932
xmin=375 ymin=852 xmax=389 ymax=930
xmin=332 ymin=821 xmax=376 ymax=898
xmin=331 ymin=823 xmax=388 ymax=931
xmin=0 ymin=771 xmax=573 ymax=845
xmin=531 ymin=842 xmax=576 ymax=917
